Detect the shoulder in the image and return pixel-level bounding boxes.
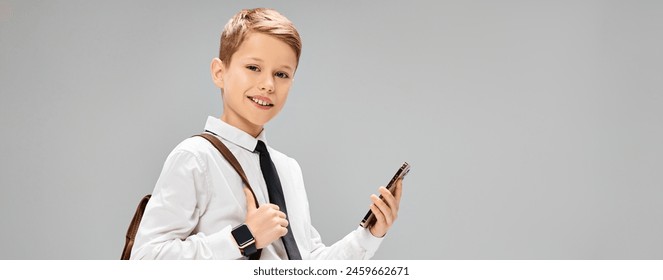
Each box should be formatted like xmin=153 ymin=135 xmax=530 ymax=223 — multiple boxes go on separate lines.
xmin=173 ymin=136 xmax=213 ymax=154
xmin=268 ymin=146 xmax=303 ymax=173
xmin=163 ymin=136 xmax=216 ymax=171
xmin=267 ymin=145 xmax=295 ymax=164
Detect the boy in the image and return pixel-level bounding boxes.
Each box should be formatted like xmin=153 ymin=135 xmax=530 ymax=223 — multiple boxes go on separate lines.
xmin=131 ymin=8 xmax=403 ymax=260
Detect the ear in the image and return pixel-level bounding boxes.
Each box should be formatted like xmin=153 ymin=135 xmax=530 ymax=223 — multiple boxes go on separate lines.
xmin=210 ymin=58 xmax=226 ymax=89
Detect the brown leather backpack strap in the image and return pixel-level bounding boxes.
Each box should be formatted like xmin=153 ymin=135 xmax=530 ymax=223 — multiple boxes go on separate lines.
xmin=121 ymin=194 xmax=151 ymax=260
xmin=196 ymin=133 xmax=262 ymax=260
xmin=196 ymin=133 xmax=260 ymax=208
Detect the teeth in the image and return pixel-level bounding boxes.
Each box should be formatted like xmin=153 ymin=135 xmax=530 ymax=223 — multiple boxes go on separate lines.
xmin=250 ymin=97 xmax=271 ymax=106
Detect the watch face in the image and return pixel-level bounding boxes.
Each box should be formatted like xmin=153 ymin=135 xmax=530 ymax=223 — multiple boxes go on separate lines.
xmin=232 ymin=224 xmax=254 ymax=247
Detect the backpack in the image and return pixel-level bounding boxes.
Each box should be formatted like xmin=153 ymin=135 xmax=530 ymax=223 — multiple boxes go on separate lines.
xmin=120 ymin=133 xmax=261 ymax=260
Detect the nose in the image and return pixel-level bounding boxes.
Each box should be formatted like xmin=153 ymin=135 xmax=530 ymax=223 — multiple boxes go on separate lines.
xmin=258 ymin=74 xmax=275 ymax=93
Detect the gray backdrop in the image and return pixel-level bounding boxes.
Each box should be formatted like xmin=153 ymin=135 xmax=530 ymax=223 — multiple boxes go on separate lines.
xmin=1 ymin=0 xmax=662 ymax=259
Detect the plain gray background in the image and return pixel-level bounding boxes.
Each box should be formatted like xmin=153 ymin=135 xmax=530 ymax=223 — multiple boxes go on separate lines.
xmin=1 ymin=0 xmax=662 ymax=259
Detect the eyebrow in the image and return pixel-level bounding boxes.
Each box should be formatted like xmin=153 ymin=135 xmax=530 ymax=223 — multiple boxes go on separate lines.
xmin=245 ymin=57 xmax=294 ymax=72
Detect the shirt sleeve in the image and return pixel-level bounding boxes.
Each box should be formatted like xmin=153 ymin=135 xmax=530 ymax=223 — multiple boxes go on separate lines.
xmin=130 ymin=149 xmax=243 ymax=260
xmin=307 ymin=224 xmax=384 ymax=260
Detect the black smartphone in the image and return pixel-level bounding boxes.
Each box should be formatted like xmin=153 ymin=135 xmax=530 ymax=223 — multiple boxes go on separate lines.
xmin=360 ymin=162 xmax=411 ymax=228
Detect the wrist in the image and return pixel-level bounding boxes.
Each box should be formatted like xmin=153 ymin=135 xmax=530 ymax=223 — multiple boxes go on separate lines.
xmin=231 ymin=223 xmax=258 ymax=257
xmin=369 ymin=226 xmax=387 ymax=238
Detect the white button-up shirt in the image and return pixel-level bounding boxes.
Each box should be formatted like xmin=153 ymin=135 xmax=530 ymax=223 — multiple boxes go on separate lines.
xmin=131 ymin=116 xmax=383 ymax=259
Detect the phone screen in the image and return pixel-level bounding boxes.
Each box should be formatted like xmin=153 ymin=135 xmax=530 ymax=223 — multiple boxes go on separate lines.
xmin=360 ymin=162 xmax=410 ymax=228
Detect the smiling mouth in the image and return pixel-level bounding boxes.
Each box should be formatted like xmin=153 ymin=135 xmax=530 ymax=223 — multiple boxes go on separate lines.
xmin=248 ymin=96 xmax=274 ymax=107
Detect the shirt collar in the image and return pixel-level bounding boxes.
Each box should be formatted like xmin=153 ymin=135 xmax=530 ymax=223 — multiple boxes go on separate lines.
xmin=204 ymin=116 xmax=267 ymax=152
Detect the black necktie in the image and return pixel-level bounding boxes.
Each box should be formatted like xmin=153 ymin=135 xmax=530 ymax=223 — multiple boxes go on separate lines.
xmin=254 ymin=140 xmax=302 ymax=260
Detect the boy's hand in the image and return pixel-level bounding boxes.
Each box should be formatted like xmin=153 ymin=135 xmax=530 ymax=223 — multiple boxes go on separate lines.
xmin=243 ymin=188 xmax=288 ymax=249
xmin=368 ymin=178 xmax=403 ymax=238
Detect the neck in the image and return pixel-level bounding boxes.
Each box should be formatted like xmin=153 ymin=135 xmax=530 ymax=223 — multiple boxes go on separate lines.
xmin=220 ymin=113 xmax=263 ymax=138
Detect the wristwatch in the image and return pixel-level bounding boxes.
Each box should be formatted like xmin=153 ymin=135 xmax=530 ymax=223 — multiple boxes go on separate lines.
xmin=231 ymin=224 xmax=257 ymax=257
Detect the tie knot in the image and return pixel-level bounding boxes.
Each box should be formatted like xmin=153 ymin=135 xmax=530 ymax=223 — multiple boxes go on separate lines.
xmin=254 ymin=140 xmax=268 ymax=154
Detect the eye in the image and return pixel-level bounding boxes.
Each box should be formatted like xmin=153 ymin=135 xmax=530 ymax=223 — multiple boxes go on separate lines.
xmin=275 ymin=71 xmax=290 ymax=79
xmin=246 ymin=65 xmax=260 ymax=72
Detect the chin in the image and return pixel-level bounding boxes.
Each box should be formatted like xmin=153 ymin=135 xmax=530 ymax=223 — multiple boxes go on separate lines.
xmin=248 ymin=116 xmax=275 ymax=127
xmin=253 ymin=111 xmax=280 ymax=124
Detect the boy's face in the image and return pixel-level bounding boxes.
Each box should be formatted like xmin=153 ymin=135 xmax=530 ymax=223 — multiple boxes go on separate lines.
xmin=212 ymin=32 xmax=298 ymax=137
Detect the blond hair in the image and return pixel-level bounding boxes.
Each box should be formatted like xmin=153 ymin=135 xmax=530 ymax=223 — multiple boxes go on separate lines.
xmin=219 ymin=8 xmax=302 ymax=67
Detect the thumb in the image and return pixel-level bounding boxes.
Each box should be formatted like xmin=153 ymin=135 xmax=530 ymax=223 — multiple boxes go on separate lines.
xmin=244 ymin=187 xmax=257 ymax=211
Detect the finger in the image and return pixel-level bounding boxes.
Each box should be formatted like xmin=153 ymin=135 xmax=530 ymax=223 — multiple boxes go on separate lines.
xmin=264 ymin=203 xmax=280 ymax=211
xmin=369 ymin=203 xmax=387 ymax=226
xmin=371 ymin=194 xmax=393 ymax=225
xmin=394 ymin=178 xmax=403 ymax=202
xmin=379 ymin=187 xmax=399 ymax=214
xmin=378 ymin=187 xmax=395 ymax=207
xmin=280 ymin=217 xmax=289 ymax=228
xmin=244 ymin=188 xmax=257 ymax=210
